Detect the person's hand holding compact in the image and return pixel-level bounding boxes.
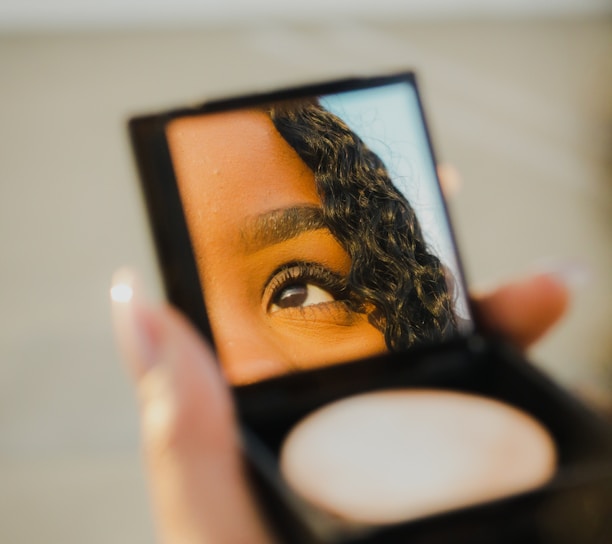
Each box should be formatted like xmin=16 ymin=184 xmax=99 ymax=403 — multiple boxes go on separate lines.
xmin=112 ymin=264 xmax=569 ymax=544
xmin=118 ymin=75 xmax=599 ymax=543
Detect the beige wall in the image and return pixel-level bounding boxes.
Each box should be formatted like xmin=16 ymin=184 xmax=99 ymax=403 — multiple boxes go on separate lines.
xmin=0 ymin=20 xmax=610 ymax=543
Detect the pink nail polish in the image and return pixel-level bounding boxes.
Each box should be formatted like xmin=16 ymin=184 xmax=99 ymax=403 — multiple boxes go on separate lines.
xmin=111 ymin=267 xmax=160 ymax=378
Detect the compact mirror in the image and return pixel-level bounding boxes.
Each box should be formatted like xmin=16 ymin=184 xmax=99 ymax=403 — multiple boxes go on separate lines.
xmin=131 ymin=75 xmax=475 ymax=385
xmin=160 ymin=77 xmax=472 ymax=385
xmin=130 ymin=75 xmax=612 ymax=543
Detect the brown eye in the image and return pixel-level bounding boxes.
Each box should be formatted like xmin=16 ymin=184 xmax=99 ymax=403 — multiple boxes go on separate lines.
xmin=270 ymin=283 xmax=335 ymax=312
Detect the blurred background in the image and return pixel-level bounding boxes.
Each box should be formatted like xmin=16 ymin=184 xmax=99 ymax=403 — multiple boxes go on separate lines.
xmin=1 ymin=1 xmax=611 ymax=542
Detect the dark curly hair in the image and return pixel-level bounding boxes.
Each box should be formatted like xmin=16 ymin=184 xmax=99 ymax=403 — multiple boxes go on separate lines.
xmin=265 ymin=99 xmax=457 ymax=351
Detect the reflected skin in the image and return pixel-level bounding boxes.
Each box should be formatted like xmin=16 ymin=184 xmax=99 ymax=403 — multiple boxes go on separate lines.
xmin=167 ymin=110 xmax=387 ymax=384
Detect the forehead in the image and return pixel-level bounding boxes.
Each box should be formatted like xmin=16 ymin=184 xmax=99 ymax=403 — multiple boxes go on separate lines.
xmin=166 ymin=109 xmax=320 ymax=228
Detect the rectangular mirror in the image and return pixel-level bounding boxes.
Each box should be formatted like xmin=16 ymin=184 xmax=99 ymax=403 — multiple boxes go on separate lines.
xmin=132 ymin=74 xmax=473 ymax=385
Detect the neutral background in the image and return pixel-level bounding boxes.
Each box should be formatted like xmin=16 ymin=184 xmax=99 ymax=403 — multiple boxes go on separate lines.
xmin=1 ymin=5 xmax=611 ymax=543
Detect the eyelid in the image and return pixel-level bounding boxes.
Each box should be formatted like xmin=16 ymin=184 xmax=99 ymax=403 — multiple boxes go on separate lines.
xmin=269 ymin=300 xmax=358 ymax=326
xmin=262 ymin=261 xmax=349 ymax=312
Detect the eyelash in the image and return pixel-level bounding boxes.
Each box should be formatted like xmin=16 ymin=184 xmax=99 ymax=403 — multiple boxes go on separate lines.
xmin=263 ymin=261 xmax=351 ymax=312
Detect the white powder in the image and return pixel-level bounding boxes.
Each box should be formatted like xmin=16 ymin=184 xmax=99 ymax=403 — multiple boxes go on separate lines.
xmin=280 ymin=389 xmax=556 ymax=524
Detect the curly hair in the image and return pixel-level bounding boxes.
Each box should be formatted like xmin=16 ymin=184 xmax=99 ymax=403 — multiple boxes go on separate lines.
xmin=265 ymin=99 xmax=457 ymax=351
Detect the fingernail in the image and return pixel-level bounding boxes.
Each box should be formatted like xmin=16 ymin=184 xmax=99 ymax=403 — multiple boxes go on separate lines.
xmin=532 ymin=258 xmax=592 ymax=291
xmin=437 ymin=163 xmax=462 ymax=198
xmin=111 ymin=267 xmax=160 ymax=379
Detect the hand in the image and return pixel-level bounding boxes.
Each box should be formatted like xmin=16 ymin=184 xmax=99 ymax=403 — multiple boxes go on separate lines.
xmin=111 ymin=267 xmax=569 ymax=544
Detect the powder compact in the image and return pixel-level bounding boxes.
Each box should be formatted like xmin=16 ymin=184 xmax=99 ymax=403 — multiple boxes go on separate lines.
xmin=129 ymin=72 xmax=612 ymax=543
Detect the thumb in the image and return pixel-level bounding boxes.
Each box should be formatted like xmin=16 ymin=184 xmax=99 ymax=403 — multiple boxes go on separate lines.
xmin=471 ymin=271 xmax=571 ymax=350
xmin=111 ymin=268 xmax=272 ymax=544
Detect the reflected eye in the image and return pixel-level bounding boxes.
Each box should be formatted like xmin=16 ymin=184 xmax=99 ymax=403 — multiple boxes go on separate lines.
xmin=271 ymin=283 xmax=335 ymax=312
xmin=264 ymin=262 xmax=351 ymax=315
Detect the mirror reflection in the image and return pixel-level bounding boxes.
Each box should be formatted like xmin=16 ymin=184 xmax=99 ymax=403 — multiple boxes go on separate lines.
xmin=166 ymin=83 xmax=471 ymax=384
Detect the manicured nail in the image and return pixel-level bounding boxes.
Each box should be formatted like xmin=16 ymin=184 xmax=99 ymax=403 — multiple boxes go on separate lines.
xmin=111 ymin=267 xmax=160 ymax=379
xmin=532 ymin=258 xmax=592 ymax=291
xmin=437 ymin=163 xmax=462 ymax=198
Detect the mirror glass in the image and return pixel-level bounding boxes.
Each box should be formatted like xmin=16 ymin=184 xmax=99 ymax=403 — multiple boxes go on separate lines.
xmin=165 ymin=81 xmax=472 ymax=384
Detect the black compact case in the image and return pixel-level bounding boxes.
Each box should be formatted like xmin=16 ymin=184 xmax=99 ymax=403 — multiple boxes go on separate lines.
xmin=129 ymin=73 xmax=612 ymax=543
xmin=238 ymin=340 xmax=612 ymax=544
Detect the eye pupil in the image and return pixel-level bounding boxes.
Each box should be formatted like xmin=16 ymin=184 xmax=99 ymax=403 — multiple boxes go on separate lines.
xmin=275 ymin=284 xmax=308 ymax=309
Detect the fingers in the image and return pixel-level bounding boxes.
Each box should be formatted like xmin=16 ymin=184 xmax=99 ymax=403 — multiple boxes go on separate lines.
xmin=471 ymin=272 xmax=571 ymax=350
xmin=111 ymin=269 xmax=272 ymax=544
xmin=109 ymin=260 xmax=575 ymax=543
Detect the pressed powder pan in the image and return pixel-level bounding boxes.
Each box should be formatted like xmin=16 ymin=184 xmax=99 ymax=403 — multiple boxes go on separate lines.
xmin=280 ymin=389 xmax=557 ymax=525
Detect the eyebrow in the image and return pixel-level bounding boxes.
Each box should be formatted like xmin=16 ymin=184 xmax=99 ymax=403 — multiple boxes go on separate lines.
xmin=240 ymin=205 xmax=328 ymax=252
